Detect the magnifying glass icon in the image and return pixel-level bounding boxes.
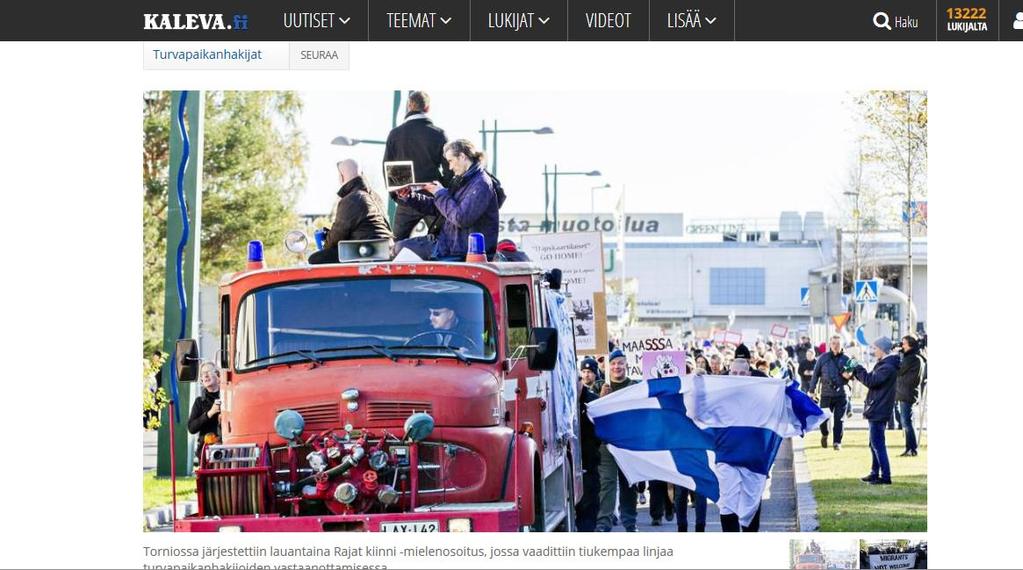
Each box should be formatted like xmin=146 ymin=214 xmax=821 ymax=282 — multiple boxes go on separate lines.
xmin=873 ymin=11 xmax=892 ymax=30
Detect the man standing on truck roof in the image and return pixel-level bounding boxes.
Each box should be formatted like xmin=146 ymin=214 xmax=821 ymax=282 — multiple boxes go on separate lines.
xmin=385 ymin=91 xmax=453 ymax=241
xmin=309 ymin=158 xmax=393 ymax=265
xmin=595 ymin=349 xmax=640 ymax=532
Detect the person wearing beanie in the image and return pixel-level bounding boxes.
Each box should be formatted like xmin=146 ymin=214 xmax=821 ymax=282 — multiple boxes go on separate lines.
xmin=734 ymin=343 xmax=752 ymax=361
xmin=810 ymin=335 xmax=852 ymax=450
xmin=576 ymin=357 xmax=603 ymax=531
xmin=843 ymin=336 xmax=902 ymax=485
xmin=579 ymin=357 xmax=600 ymax=394
xmin=594 ymin=350 xmax=640 ymax=532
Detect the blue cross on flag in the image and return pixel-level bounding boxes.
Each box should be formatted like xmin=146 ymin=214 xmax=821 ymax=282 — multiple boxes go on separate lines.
xmin=586 ymin=375 xmax=829 ymax=527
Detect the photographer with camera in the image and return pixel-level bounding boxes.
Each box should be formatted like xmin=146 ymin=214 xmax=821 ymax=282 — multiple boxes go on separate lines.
xmin=896 ymin=334 xmax=926 ymax=457
xmin=187 ymin=361 xmax=223 ymax=465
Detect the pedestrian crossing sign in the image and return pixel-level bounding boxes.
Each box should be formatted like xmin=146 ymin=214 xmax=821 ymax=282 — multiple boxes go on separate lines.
xmin=800 ymin=287 xmax=810 ymax=307
xmin=854 ymin=280 xmax=879 ymax=304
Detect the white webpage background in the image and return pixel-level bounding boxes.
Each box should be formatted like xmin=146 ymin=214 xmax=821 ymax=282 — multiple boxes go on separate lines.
xmin=0 ymin=41 xmax=1019 ymax=568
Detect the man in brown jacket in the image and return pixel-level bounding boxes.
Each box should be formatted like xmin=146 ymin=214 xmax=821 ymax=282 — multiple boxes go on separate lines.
xmin=309 ymin=159 xmax=394 ymax=264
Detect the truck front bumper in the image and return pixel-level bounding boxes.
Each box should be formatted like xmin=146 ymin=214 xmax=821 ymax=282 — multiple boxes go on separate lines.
xmin=174 ymin=502 xmax=520 ymax=532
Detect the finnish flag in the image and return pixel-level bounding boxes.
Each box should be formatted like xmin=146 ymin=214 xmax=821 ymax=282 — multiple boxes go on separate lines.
xmin=587 ymin=375 xmax=829 ymax=527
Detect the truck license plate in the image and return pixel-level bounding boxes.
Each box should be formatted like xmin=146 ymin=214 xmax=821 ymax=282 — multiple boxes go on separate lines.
xmin=380 ymin=520 xmax=439 ymax=532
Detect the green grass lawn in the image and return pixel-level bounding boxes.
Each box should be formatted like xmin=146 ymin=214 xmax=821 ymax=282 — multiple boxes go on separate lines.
xmin=805 ymin=429 xmax=927 ymax=532
xmin=142 ymin=471 xmax=196 ymax=510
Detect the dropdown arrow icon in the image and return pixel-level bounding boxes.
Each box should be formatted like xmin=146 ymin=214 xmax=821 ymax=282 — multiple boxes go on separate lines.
xmin=538 ymin=16 xmax=550 ymax=24
xmin=705 ymin=16 xmax=717 ymax=24
xmin=338 ymin=16 xmax=351 ymax=24
xmin=440 ymin=16 xmax=452 ymax=24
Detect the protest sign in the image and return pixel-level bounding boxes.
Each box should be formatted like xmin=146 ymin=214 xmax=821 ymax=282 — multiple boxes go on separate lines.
xmin=641 ymin=349 xmax=687 ymax=380
xmin=867 ymin=553 xmax=917 ymax=569
xmin=521 ymin=232 xmax=606 ymax=355
xmin=621 ymin=328 xmax=683 ymax=380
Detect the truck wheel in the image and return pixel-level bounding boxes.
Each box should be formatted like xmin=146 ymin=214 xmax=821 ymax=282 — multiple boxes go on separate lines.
xmin=529 ymin=461 xmax=545 ymax=532
xmin=554 ymin=461 xmax=577 ymax=532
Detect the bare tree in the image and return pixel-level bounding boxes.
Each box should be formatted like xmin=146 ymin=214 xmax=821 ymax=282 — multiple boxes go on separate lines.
xmin=853 ymin=91 xmax=927 ymax=333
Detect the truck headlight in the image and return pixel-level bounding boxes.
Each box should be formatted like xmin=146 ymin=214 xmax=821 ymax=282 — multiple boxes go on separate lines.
xmin=447 ymin=518 xmax=472 ymax=532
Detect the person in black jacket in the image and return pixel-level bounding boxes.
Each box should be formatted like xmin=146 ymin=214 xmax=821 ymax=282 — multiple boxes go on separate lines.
xmin=844 ymin=337 xmax=901 ymax=485
xmin=187 ymin=362 xmax=222 ymax=465
xmin=798 ymin=348 xmax=817 ymax=393
xmin=810 ymin=335 xmax=851 ymax=450
xmin=384 ymin=91 xmax=454 ymax=240
xmin=795 ymin=335 xmax=813 ymax=368
xmin=309 ymin=159 xmax=393 ymax=264
xmin=896 ymin=334 xmax=926 ymax=456
xmin=576 ymin=357 xmax=602 ymax=531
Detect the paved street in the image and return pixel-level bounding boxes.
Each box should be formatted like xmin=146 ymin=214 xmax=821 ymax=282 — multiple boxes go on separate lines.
xmin=613 ymin=439 xmax=797 ymax=533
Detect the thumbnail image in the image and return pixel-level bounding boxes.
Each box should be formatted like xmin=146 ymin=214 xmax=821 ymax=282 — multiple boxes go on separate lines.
xmin=860 ymin=540 xmax=927 ymax=569
xmin=142 ymin=89 xmax=927 ymax=533
xmin=790 ymin=539 xmax=858 ymax=569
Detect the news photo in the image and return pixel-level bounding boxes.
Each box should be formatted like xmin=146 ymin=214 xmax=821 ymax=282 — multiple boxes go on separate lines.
xmin=143 ymin=89 xmax=927 ymax=535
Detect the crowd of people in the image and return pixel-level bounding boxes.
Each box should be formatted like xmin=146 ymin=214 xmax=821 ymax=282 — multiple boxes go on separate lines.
xmin=310 ymin=90 xmax=506 ymax=264
xmin=222 ymin=88 xmax=933 ymax=531
xmin=576 ymin=331 xmax=927 ymax=531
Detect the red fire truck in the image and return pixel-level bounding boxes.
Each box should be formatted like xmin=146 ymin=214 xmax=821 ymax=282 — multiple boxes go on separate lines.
xmin=173 ymin=245 xmax=582 ymax=532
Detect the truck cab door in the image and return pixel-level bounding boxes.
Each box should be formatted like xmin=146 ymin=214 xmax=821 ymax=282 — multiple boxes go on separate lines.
xmin=504 ymin=281 xmax=550 ymax=461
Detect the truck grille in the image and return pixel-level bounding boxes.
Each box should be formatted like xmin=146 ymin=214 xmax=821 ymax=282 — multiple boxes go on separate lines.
xmin=367 ymin=400 xmax=432 ymax=422
xmin=281 ymin=402 xmax=339 ymax=431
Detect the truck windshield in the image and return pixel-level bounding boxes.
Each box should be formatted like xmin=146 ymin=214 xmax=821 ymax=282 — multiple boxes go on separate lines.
xmin=235 ymin=277 xmax=497 ymax=371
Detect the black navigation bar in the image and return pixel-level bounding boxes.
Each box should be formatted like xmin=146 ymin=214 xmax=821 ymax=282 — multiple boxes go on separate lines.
xmin=2 ymin=0 xmax=1021 ymax=41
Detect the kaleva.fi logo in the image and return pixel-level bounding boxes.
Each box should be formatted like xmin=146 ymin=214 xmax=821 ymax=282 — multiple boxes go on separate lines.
xmin=143 ymin=13 xmax=249 ymax=31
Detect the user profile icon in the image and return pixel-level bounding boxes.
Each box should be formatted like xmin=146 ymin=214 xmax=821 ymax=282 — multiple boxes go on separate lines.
xmin=1015 ymin=11 xmax=1023 ymax=30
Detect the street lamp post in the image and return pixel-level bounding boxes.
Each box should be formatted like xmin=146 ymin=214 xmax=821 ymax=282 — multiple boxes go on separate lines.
xmin=590 ymin=183 xmax=612 ymax=214
xmin=844 ymin=189 xmax=861 ymax=332
xmin=331 ymin=136 xmax=386 ymax=146
xmin=905 ymin=92 xmax=915 ymax=336
xmin=479 ymin=120 xmax=553 ymax=177
xmin=542 ymin=165 xmax=601 ymax=232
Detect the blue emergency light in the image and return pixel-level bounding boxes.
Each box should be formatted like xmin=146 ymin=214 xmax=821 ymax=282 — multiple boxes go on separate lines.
xmin=466 ymin=233 xmax=486 ymax=262
xmin=247 ymin=240 xmax=265 ymax=270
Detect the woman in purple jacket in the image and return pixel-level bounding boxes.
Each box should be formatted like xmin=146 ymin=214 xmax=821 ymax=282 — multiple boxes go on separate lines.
xmin=394 ymin=139 xmax=501 ymax=261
